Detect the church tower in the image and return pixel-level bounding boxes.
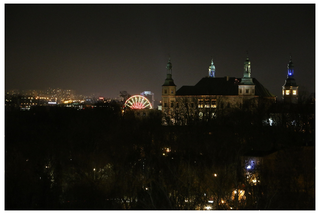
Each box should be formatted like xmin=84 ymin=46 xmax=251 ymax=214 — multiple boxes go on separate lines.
xmin=282 ymin=56 xmax=298 ymax=103
xmin=208 ymin=59 xmax=216 ymax=77
xmin=162 ymin=58 xmax=176 ymax=114
xmin=238 ymin=56 xmax=255 ymax=96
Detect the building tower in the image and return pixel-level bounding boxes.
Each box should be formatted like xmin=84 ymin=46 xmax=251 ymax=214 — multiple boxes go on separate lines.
xmin=162 ymin=58 xmax=176 ymax=115
xmin=282 ymin=56 xmax=298 ymax=103
xmin=208 ymin=59 xmax=216 ymax=77
xmin=238 ymin=56 xmax=255 ymax=96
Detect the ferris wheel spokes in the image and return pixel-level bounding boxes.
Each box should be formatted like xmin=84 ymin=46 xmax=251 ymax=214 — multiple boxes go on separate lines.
xmin=124 ymin=95 xmax=153 ymax=109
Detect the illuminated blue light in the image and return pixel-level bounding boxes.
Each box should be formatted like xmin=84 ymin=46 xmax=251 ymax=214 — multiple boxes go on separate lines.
xmin=288 ymin=69 xmax=293 ymax=76
xmin=247 ymin=165 xmax=251 ymax=169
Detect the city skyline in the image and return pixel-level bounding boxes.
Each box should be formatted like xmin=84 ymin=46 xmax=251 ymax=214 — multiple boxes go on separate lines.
xmin=5 ymin=4 xmax=315 ymax=102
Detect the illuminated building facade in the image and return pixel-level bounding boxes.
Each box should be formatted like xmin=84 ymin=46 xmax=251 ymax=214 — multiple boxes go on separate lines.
xmin=161 ymin=57 xmax=276 ymax=125
xmin=282 ymin=57 xmax=299 ymax=104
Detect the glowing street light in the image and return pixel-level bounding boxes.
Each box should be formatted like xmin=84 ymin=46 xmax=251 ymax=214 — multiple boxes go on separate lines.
xmin=205 ymin=206 xmax=212 ymax=210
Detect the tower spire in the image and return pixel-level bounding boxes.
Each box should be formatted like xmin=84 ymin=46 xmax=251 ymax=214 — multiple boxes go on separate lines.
xmin=163 ymin=58 xmax=175 ymax=86
xmin=240 ymin=55 xmax=254 ymax=85
xmin=287 ymin=55 xmax=294 ymax=78
xmin=166 ymin=57 xmax=172 ymax=74
xmin=208 ymin=58 xmax=216 ymax=77
xmin=282 ymin=56 xmax=298 ymax=104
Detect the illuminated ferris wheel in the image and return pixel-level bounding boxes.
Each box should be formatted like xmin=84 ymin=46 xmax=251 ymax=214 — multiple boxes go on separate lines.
xmin=124 ymin=95 xmax=153 ymax=109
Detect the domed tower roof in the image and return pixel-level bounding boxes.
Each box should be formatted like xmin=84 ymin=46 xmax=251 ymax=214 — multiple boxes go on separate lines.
xmin=163 ymin=58 xmax=176 ymax=86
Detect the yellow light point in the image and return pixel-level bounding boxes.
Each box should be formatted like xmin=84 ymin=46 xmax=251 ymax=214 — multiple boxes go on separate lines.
xmin=214 ymin=173 xmax=217 ymax=177
xmin=205 ymin=206 xmax=212 ymax=210
xmin=93 ymin=168 xmax=96 ymax=171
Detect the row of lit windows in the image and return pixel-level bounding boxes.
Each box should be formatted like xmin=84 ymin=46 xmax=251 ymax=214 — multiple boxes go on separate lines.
xmin=198 ymin=104 xmax=217 ymax=109
xmin=21 ymin=97 xmax=34 ymax=100
xmin=164 ymin=101 xmax=217 ymax=109
xmin=198 ymin=99 xmax=217 ymax=109
xmin=283 ymin=90 xmax=297 ymax=95
xmin=21 ymin=103 xmax=36 ymax=105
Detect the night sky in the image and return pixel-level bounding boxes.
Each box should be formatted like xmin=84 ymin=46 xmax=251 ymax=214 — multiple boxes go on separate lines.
xmin=5 ymin=4 xmax=315 ymax=102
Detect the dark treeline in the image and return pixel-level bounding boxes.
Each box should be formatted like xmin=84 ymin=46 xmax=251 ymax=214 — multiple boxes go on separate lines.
xmin=5 ymin=102 xmax=315 ymax=210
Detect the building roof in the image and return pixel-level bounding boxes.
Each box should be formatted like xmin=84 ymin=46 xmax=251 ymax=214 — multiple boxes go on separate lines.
xmin=283 ymin=77 xmax=298 ymax=87
xmin=175 ymin=77 xmax=275 ymax=97
xmin=162 ymin=74 xmax=176 ymax=86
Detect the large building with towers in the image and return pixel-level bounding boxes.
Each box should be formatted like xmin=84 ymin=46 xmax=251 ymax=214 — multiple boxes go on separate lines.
xmin=161 ymin=56 xmax=296 ymax=125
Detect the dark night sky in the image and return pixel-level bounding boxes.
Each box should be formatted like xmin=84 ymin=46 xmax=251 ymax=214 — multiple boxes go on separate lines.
xmin=5 ymin=4 xmax=315 ymax=102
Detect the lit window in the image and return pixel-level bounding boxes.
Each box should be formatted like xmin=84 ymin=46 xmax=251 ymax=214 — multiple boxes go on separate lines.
xmin=293 ymin=90 xmax=297 ymax=95
xmin=286 ymin=90 xmax=290 ymax=95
